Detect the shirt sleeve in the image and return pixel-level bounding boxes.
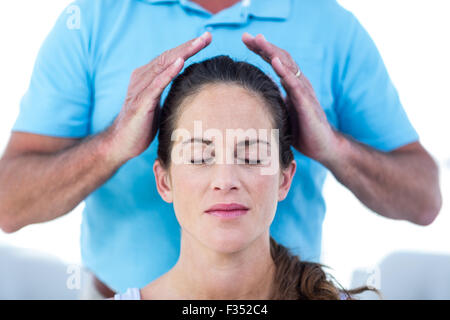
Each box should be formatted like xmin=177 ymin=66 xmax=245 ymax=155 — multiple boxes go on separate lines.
xmin=334 ymin=10 xmax=419 ymax=152
xmin=12 ymin=1 xmax=92 ymax=138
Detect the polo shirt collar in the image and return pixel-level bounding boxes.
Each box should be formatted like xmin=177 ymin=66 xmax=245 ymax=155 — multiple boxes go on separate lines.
xmin=248 ymin=0 xmax=291 ymax=20
xmin=138 ymin=0 xmax=291 ymax=21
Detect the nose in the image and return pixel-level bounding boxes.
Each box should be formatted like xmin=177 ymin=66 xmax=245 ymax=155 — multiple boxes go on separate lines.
xmin=210 ymin=163 xmax=241 ymax=192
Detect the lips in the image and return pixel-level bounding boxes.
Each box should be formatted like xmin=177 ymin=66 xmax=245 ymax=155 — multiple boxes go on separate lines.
xmin=205 ymin=203 xmax=249 ymax=218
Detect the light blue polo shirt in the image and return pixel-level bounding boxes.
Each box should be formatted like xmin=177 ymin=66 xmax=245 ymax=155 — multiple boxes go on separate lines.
xmin=12 ymin=0 xmax=419 ymax=293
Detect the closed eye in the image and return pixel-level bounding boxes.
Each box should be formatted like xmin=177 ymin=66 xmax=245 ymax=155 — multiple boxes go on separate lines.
xmin=190 ymin=158 xmax=214 ymax=165
xmin=239 ymin=158 xmax=262 ymax=165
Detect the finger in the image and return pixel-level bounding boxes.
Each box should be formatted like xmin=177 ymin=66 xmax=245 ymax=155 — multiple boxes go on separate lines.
xmin=255 ymin=35 xmax=299 ymax=74
xmin=142 ymin=31 xmax=212 ymax=77
xmin=242 ymin=32 xmax=279 ymax=62
xmin=242 ymin=32 xmax=298 ymax=74
xmin=254 ymin=34 xmax=279 ymax=62
xmin=166 ymin=30 xmax=212 ymax=64
xmin=242 ymin=32 xmax=272 ymax=62
xmin=184 ymin=31 xmax=213 ymax=59
xmin=272 ymin=56 xmax=307 ymax=104
xmin=139 ymin=57 xmax=185 ymax=112
xmin=132 ymin=31 xmax=210 ymax=95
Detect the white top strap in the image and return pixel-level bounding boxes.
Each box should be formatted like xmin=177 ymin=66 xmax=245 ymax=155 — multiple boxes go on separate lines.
xmin=114 ymin=288 xmax=141 ymax=300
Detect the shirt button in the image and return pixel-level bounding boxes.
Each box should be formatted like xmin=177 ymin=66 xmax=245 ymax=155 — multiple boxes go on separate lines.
xmin=205 ymin=26 xmax=213 ymax=32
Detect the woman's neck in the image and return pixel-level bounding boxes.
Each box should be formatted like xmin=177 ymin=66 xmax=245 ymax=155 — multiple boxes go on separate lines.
xmin=143 ymin=231 xmax=275 ymax=300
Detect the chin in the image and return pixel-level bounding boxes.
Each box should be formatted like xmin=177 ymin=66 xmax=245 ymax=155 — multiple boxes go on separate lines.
xmin=206 ymin=231 xmax=251 ymax=254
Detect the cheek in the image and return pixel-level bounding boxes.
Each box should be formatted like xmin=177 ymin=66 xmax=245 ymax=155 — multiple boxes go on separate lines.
xmin=253 ymin=171 xmax=280 ymax=196
xmin=250 ymin=174 xmax=279 ymax=221
xmin=172 ymin=167 xmax=197 ymax=191
xmin=170 ymin=166 xmax=207 ymax=225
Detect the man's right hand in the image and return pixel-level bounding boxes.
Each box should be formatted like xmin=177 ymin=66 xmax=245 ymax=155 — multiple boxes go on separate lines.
xmin=105 ymin=31 xmax=212 ymax=165
xmin=0 ymin=32 xmax=212 ymax=233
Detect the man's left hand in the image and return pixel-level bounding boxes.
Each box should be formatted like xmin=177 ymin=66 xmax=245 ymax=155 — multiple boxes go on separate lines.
xmin=242 ymin=32 xmax=338 ymax=163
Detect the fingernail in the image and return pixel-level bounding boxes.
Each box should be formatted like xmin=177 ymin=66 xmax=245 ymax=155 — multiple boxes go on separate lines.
xmin=174 ymin=57 xmax=183 ymax=67
xmin=255 ymin=33 xmax=263 ymax=40
xmin=192 ymin=32 xmax=206 ymax=46
xmin=192 ymin=38 xmax=201 ymax=47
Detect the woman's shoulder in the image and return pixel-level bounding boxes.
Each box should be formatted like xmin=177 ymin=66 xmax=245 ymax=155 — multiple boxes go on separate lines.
xmin=113 ymin=288 xmax=141 ymax=300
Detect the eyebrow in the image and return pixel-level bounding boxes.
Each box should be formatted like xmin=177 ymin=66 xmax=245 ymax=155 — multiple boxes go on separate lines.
xmin=236 ymin=139 xmax=270 ymax=147
xmin=181 ymin=137 xmax=270 ymax=146
xmin=181 ymin=137 xmax=213 ymax=145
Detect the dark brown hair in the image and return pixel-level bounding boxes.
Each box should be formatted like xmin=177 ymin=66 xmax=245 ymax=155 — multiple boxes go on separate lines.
xmin=157 ymin=55 xmax=377 ymax=300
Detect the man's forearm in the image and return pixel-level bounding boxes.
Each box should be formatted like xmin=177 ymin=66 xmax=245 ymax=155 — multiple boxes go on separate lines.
xmin=0 ymin=130 xmax=124 ymax=233
xmin=322 ymin=131 xmax=442 ymax=225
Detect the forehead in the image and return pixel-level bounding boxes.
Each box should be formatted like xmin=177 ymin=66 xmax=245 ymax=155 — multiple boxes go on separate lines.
xmin=176 ymin=83 xmax=274 ymax=132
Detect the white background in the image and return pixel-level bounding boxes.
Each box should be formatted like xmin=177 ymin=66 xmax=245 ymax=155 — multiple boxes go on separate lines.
xmin=0 ymin=0 xmax=448 ymax=289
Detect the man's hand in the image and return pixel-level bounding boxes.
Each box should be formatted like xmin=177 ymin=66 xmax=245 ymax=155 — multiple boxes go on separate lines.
xmin=106 ymin=31 xmax=212 ymax=164
xmin=242 ymin=32 xmax=441 ymax=225
xmin=242 ymin=32 xmax=338 ymax=163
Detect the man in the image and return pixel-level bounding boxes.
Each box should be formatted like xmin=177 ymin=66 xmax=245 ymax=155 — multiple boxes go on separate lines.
xmin=0 ymin=0 xmax=441 ymax=298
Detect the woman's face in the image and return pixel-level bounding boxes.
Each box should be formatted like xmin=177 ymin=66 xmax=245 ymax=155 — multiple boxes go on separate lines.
xmin=154 ymin=83 xmax=296 ymax=253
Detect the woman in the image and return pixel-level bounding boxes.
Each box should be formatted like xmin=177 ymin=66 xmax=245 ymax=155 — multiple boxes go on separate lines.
xmin=113 ymin=55 xmax=374 ymax=300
